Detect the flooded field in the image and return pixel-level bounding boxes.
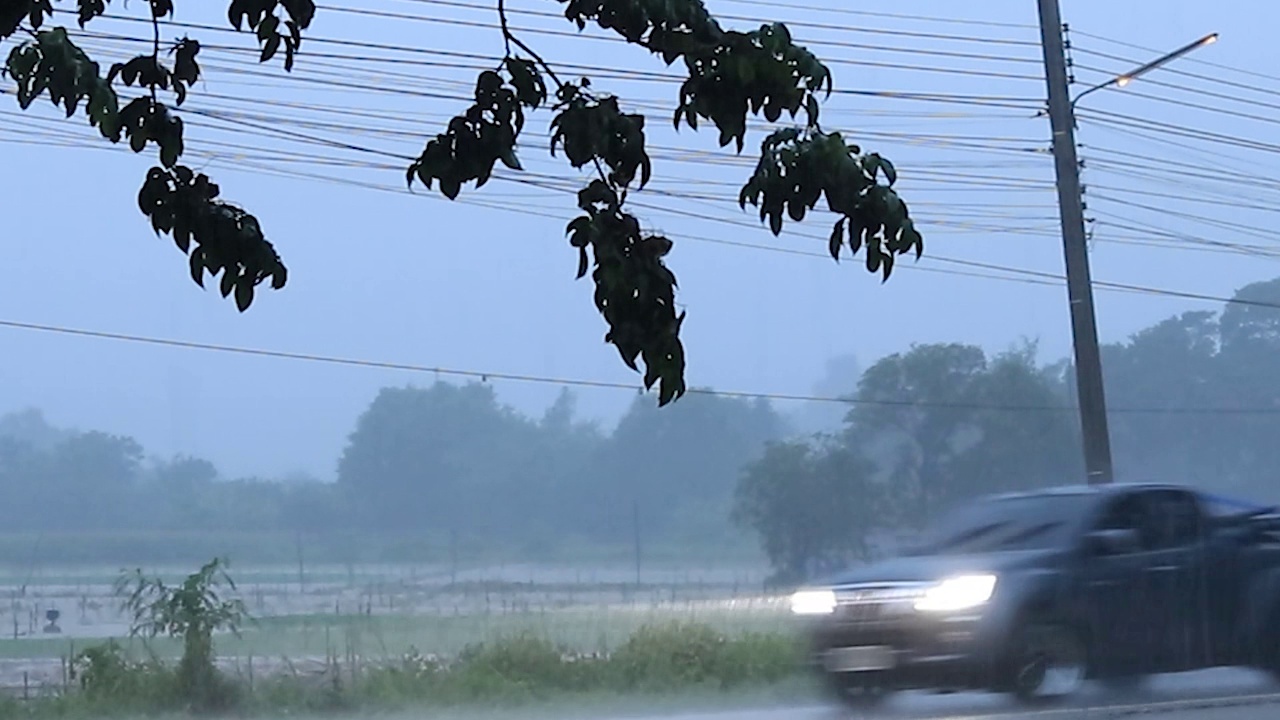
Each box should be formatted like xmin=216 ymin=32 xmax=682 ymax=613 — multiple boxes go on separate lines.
xmin=0 ymin=561 xmax=788 ymax=696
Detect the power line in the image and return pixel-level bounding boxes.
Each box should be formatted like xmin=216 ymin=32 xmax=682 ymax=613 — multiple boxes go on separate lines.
xmin=61 ymin=9 xmax=1047 ymax=82
xmin=3 ymin=316 xmax=1280 ymax=416
xmin=1068 ymin=28 xmax=1280 ymax=88
xmin=7 ymin=90 xmax=1277 ymax=309
xmin=343 ymin=1 xmax=1046 ymax=60
xmin=711 ymin=0 xmax=1038 ymax=32
xmin=384 ymin=0 xmax=1044 ymax=48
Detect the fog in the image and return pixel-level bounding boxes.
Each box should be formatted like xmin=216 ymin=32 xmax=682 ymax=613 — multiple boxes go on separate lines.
xmin=3 ymin=4 xmax=1280 ymax=718
xmin=2 ymin=0 xmax=1274 ymax=486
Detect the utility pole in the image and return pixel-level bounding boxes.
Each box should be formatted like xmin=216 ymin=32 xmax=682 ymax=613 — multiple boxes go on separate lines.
xmin=1036 ymin=0 xmax=1114 ymax=485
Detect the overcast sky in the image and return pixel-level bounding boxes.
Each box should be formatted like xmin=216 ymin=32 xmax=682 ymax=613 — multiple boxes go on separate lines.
xmin=1 ymin=0 xmax=1275 ymax=480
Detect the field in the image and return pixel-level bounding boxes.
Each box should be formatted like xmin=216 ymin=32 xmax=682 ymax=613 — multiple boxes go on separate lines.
xmin=0 ymin=559 xmax=795 ymax=700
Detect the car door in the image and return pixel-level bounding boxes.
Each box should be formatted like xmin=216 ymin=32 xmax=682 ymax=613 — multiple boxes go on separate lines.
xmin=1077 ymin=491 xmax=1157 ymax=674
xmin=1141 ymin=489 xmax=1210 ymax=671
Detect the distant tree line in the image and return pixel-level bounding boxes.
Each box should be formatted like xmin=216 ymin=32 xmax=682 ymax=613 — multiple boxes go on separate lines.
xmin=3 ymin=277 xmax=1280 ymax=572
xmin=0 ymin=383 xmax=786 ymax=563
xmin=734 ymin=276 xmax=1280 ymax=585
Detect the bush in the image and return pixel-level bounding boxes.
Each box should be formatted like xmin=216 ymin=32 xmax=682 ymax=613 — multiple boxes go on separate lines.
xmin=74 ymin=641 xmax=178 ymax=710
xmin=19 ymin=623 xmax=805 ymax=717
xmin=609 ymin=621 xmax=801 ymax=691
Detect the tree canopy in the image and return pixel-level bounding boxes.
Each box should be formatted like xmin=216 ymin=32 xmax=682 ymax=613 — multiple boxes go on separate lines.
xmin=2 ymin=0 xmax=923 ymax=406
xmin=4 ymin=278 xmax=1280 ymax=574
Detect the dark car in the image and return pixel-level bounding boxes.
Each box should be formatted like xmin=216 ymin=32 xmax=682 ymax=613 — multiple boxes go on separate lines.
xmin=791 ymin=483 xmax=1280 ymax=707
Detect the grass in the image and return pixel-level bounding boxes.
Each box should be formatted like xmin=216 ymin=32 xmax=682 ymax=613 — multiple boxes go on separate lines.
xmin=0 ymin=601 xmax=792 ymax=660
xmin=0 ymin=558 xmax=801 ymax=717
xmin=0 ymin=621 xmax=816 ymax=718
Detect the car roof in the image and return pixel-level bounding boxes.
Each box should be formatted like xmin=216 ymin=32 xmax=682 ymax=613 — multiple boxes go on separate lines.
xmin=989 ymin=481 xmax=1196 ymax=502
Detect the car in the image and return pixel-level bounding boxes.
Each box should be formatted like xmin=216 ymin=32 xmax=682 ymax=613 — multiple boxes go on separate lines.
xmin=790 ymin=482 xmax=1280 ymax=707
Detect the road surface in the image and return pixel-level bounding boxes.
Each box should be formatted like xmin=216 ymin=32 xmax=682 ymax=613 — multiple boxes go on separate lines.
xmin=627 ymin=669 xmax=1280 ymax=720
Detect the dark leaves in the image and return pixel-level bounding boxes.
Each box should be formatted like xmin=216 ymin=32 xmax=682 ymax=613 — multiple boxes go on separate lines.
xmin=557 ymin=2 xmax=829 ymax=154
xmin=739 ymin=128 xmax=922 ymax=279
xmin=674 ymin=23 xmax=831 ymax=151
xmin=504 ymin=57 xmax=546 ymax=109
xmin=5 ymin=28 xmax=121 ymax=139
xmin=0 ymin=1 xmax=31 ymax=40
xmin=116 ymin=96 xmax=184 ymax=168
xmin=76 ymin=0 xmax=109 ymax=28
xmin=407 ymin=62 xmax=543 ymax=197
xmin=137 ymin=165 xmax=288 ymax=311
xmin=567 ymin=180 xmax=685 ymax=406
xmin=550 ymin=83 xmax=651 ymax=189
xmin=170 ymin=37 xmax=201 ymax=105
xmin=227 ymin=0 xmax=314 ymax=71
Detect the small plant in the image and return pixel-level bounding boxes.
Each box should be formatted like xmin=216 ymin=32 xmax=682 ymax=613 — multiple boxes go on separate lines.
xmin=73 ymin=640 xmax=176 ymax=708
xmin=610 ymin=621 xmax=729 ymax=690
xmin=115 ymin=556 xmax=248 ymax=711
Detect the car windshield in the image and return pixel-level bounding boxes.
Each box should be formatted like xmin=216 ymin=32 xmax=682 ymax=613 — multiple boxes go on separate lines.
xmin=906 ymin=494 xmax=1093 ymax=555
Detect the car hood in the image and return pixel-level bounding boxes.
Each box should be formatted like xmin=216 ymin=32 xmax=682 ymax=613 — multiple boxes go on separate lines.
xmin=818 ymin=549 xmax=1061 ymax=586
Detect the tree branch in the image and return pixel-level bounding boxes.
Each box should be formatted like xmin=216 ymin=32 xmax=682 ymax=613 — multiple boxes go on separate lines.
xmin=496 ymin=0 xmax=564 ymax=90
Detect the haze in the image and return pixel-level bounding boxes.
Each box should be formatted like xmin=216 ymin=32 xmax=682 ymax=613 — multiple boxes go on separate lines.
xmin=0 ymin=0 xmax=1272 ymax=481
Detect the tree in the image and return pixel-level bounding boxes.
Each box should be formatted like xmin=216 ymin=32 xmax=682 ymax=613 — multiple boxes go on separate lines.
xmin=578 ymin=390 xmax=785 ymax=542
xmin=2 ymin=1 xmax=923 ymax=406
xmin=44 ymin=430 xmax=144 ymax=530
xmin=1101 ymin=311 xmax=1224 ymax=486
xmin=790 ymin=353 xmax=862 ymax=436
xmin=0 ymin=407 xmax=71 ymax=450
xmin=335 ymin=381 xmax=543 ymax=533
xmin=733 ymin=435 xmax=879 ymax=587
xmin=846 ymin=342 xmax=1077 ymax=524
xmin=1201 ymin=279 xmax=1280 ymax=494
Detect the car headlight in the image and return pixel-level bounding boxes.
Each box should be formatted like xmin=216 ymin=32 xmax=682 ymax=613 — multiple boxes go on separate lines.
xmin=913 ymin=574 xmax=997 ymax=612
xmin=789 ymin=588 xmax=837 ymax=615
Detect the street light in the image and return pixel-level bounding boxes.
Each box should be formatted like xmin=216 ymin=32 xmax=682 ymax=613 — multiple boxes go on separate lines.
xmin=1036 ymin=0 xmax=1218 ymax=486
xmin=1072 ymin=32 xmax=1219 ymax=108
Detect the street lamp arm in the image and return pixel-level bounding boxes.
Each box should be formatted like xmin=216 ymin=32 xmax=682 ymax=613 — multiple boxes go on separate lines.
xmin=1068 ymin=32 xmax=1218 ymax=108
xmin=1069 ymin=78 xmax=1120 ymax=111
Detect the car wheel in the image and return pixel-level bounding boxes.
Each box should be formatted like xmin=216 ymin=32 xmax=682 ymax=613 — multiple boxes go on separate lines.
xmin=1008 ymin=622 xmax=1087 ymax=704
xmin=824 ymin=672 xmax=892 ymax=713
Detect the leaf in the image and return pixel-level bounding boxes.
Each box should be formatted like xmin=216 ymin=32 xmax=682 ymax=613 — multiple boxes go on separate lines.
xmin=576 ymin=246 xmax=589 ymax=279
xmin=439 ymin=177 xmax=461 ymax=200
xmin=260 ymin=33 xmax=282 ymax=63
xmin=876 ymin=153 xmax=897 ymax=185
xmin=219 ymin=268 xmax=236 ymax=298
xmin=499 ymin=147 xmax=522 ymax=171
xmin=880 ymin=250 xmax=895 ymax=281
xmin=805 ymin=94 xmax=819 ymax=127
xmin=828 ymin=218 xmax=844 ymax=261
xmin=234 ymin=277 xmax=254 ymax=311
xmin=188 ymin=249 xmax=206 ymax=287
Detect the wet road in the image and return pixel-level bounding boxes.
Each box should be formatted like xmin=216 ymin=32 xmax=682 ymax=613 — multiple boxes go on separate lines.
xmin=635 ymin=669 xmax=1280 ymax=720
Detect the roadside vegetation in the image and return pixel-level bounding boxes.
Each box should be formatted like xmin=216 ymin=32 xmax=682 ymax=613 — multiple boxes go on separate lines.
xmin=0 ymin=559 xmax=808 ymax=718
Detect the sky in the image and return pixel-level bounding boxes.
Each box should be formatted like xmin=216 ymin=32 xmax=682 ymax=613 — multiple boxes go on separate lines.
xmin=1 ymin=0 xmax=1276 ymax=481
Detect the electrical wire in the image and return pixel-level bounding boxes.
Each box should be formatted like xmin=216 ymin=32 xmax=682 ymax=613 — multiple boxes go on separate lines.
xmin=1068 ymin=28 xmax=1280 ymax=88
xmin=9 ymin=107 xmax=1276 ymax=315
xmin=709 ymin=0 xmax=1038 ymax=32
xmin=8 ymin=12 xmax=1280 ymax=313
xmin=338 ymin=1 xmax=1047 ymax=61
xmin=56 ymin=8 xmax=1048 ymax=82
xmin=5 ymin=316 xmax=1280 ymax=416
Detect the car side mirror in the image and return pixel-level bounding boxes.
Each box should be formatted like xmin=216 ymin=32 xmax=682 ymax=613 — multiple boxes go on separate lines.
xmin=1084 ymin=528 xmax=1140 ymax=556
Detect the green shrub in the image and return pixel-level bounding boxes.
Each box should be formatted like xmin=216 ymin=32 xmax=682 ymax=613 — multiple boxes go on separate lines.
xmin=610 ymin=621 xmax=804 ymax=691
xmin=73 ymin=640 xmax=178 ymax=711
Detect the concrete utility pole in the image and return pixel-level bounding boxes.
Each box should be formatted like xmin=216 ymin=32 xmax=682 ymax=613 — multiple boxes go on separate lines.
xmin=1035 ymin=0 xmax=1218 ymax=485
xmin=1035 ymin=0 xmax=1114 ymax=485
